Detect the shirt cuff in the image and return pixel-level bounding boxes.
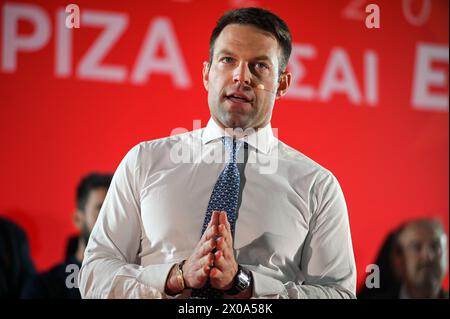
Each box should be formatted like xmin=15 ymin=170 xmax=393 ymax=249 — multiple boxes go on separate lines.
xmin=251 ymin=270 xmax=286 ymax=298
xmin=136 ymin=262 xmax=176 ymax=297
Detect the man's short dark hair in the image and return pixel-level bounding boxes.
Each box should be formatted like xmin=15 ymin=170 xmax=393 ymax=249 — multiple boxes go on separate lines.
xmin=76 ymin=173 xmax=113 ymax=212
xmin=209 ymin=7 xmax=292 ymax=76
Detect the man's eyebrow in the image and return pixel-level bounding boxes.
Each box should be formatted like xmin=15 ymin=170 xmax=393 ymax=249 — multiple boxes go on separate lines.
xmin=252 ymin=55 xmax=273 ymax=63
xmin=216 ymin=50 xmax=273 ymax=63
xmin=216 ymin=49 xmax=235 ymax=57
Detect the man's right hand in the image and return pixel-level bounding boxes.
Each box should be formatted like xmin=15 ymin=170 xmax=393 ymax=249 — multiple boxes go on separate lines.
xmin=183 ymin=211 xmax=220 ymax=289
xmin=165 ymin=211 xmax=220 ymax=294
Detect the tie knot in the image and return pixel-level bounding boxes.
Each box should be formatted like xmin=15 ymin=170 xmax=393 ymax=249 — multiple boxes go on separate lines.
xmin=223 ymin=136 xmax=243 ymax=163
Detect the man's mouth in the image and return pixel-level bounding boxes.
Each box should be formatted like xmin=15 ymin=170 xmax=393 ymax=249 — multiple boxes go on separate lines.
xmin=225 ymin=94 xmax=252 ymax=104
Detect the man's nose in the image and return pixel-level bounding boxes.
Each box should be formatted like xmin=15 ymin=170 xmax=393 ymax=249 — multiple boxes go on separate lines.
xmin=233 ymin=62 xmax=251 ymax=86
xmin=421 ymin=246 xmax=437 ymax=262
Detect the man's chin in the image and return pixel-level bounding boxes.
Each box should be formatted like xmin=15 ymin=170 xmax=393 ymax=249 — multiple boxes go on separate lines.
xmin=220 ymin=114 xmax=251 ymax=130
xmin=415 ymin=274 xmax=441 ymax=289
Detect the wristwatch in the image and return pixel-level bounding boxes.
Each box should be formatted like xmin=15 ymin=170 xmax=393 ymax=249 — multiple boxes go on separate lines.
xmin=225 ymin=265 xmax=252 ymax=295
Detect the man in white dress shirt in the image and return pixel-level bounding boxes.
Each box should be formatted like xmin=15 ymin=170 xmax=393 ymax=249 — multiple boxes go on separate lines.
xmin=79 ymin=7 xmax=356 ymax=299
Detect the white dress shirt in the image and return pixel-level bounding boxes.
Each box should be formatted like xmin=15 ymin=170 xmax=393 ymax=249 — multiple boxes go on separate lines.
xmin=79 ymin=118 xmax=356 ymax=299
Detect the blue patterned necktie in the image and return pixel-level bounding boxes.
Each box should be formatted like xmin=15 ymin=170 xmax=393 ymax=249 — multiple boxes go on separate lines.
xmin=191 ymin=136 xmax=243 ymax=299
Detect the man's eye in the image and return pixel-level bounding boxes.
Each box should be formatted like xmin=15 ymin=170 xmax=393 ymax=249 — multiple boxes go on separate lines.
xmin=431 ymin=241 xmax=442 ymax=252
xmin=221 ymin=57 xmax=234 ymax=64
xmin=255 ymin=62 xmax=269 ymax=70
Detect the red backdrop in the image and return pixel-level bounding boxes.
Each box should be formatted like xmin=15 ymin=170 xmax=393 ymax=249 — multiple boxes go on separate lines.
xmin=0 ymin=0 xmax=448 ymax=292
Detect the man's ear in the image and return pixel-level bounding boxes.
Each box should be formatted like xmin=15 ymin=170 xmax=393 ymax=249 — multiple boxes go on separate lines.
xmin=73 ymin=209 xmax=84 ymax=231
xmin=202 ymin=61 xmax=210 ymax=91
xmin=276 ymin=72 xmax=292 ymax=99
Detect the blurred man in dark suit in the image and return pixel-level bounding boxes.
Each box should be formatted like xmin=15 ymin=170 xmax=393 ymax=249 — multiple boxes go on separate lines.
xmin=0 ymin=217 xmax=36 ymax=298
xmin=393 ymin=219 xmax=448 ymax=299
xmin=359 ymin=218 xmax=448 ymax=299
xmin=21 ymin=173 xmax=112 ymax=299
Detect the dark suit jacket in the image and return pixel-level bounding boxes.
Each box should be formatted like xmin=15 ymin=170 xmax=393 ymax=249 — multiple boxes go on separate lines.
xmin=0 ymin=217 xmax=36 ymax=298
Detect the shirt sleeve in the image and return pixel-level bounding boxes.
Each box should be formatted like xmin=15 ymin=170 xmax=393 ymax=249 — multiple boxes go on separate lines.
xmin=78 ymin=144 xmax=186 ymax=299
xmin=250 ymin=171 xmax=356 ymax=299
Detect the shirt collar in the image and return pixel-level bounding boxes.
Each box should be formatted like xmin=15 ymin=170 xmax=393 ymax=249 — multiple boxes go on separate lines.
xmin=201 ymin=118 xmax=275 ymax=154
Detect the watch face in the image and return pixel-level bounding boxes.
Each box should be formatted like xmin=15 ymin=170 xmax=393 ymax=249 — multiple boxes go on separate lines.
xmin=225 ymin=267 xmax=252 ymax=295
xmin=236 ymin=268 xmax=251 ymax=291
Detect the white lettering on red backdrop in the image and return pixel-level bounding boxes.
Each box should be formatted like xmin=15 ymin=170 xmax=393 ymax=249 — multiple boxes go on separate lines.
xmin=1 ymin=2 xmax=448 ymax=111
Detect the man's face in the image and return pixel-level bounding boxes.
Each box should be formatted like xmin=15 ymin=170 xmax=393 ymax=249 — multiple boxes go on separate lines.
xmin=398 ymin=224 xmax=448 ymax=290
xmin=203 ymin=24 xmax=291 ymax=130
xmin=76 ymin=187 xmax=107 ymax=244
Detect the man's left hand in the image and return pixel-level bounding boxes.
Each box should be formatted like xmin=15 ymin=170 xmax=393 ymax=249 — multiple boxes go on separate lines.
xmin=209 ymin=211 xmax=238 ymax=290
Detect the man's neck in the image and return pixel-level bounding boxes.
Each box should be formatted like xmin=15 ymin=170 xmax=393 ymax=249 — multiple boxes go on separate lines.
xmin=404 ymin=283 xmax=441 ymax=299
xmin=211 ymin=117 xmax=268 ymax=136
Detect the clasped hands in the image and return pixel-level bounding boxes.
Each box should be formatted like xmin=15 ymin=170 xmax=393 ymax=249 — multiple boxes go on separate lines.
xmin=166 ymin=211 xmax=238 ymax=294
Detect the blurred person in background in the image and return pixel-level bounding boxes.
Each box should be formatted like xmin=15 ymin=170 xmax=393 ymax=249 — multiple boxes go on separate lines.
xmin=0 ymin=217 xmax=36 ymax=298
xmin=359 ymin=218 xmax=448 ymax=299
xmin=21 ymin=173 xmax=112 ymax=299
xmin=393 ymin=218 xmax=448 ymax=299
